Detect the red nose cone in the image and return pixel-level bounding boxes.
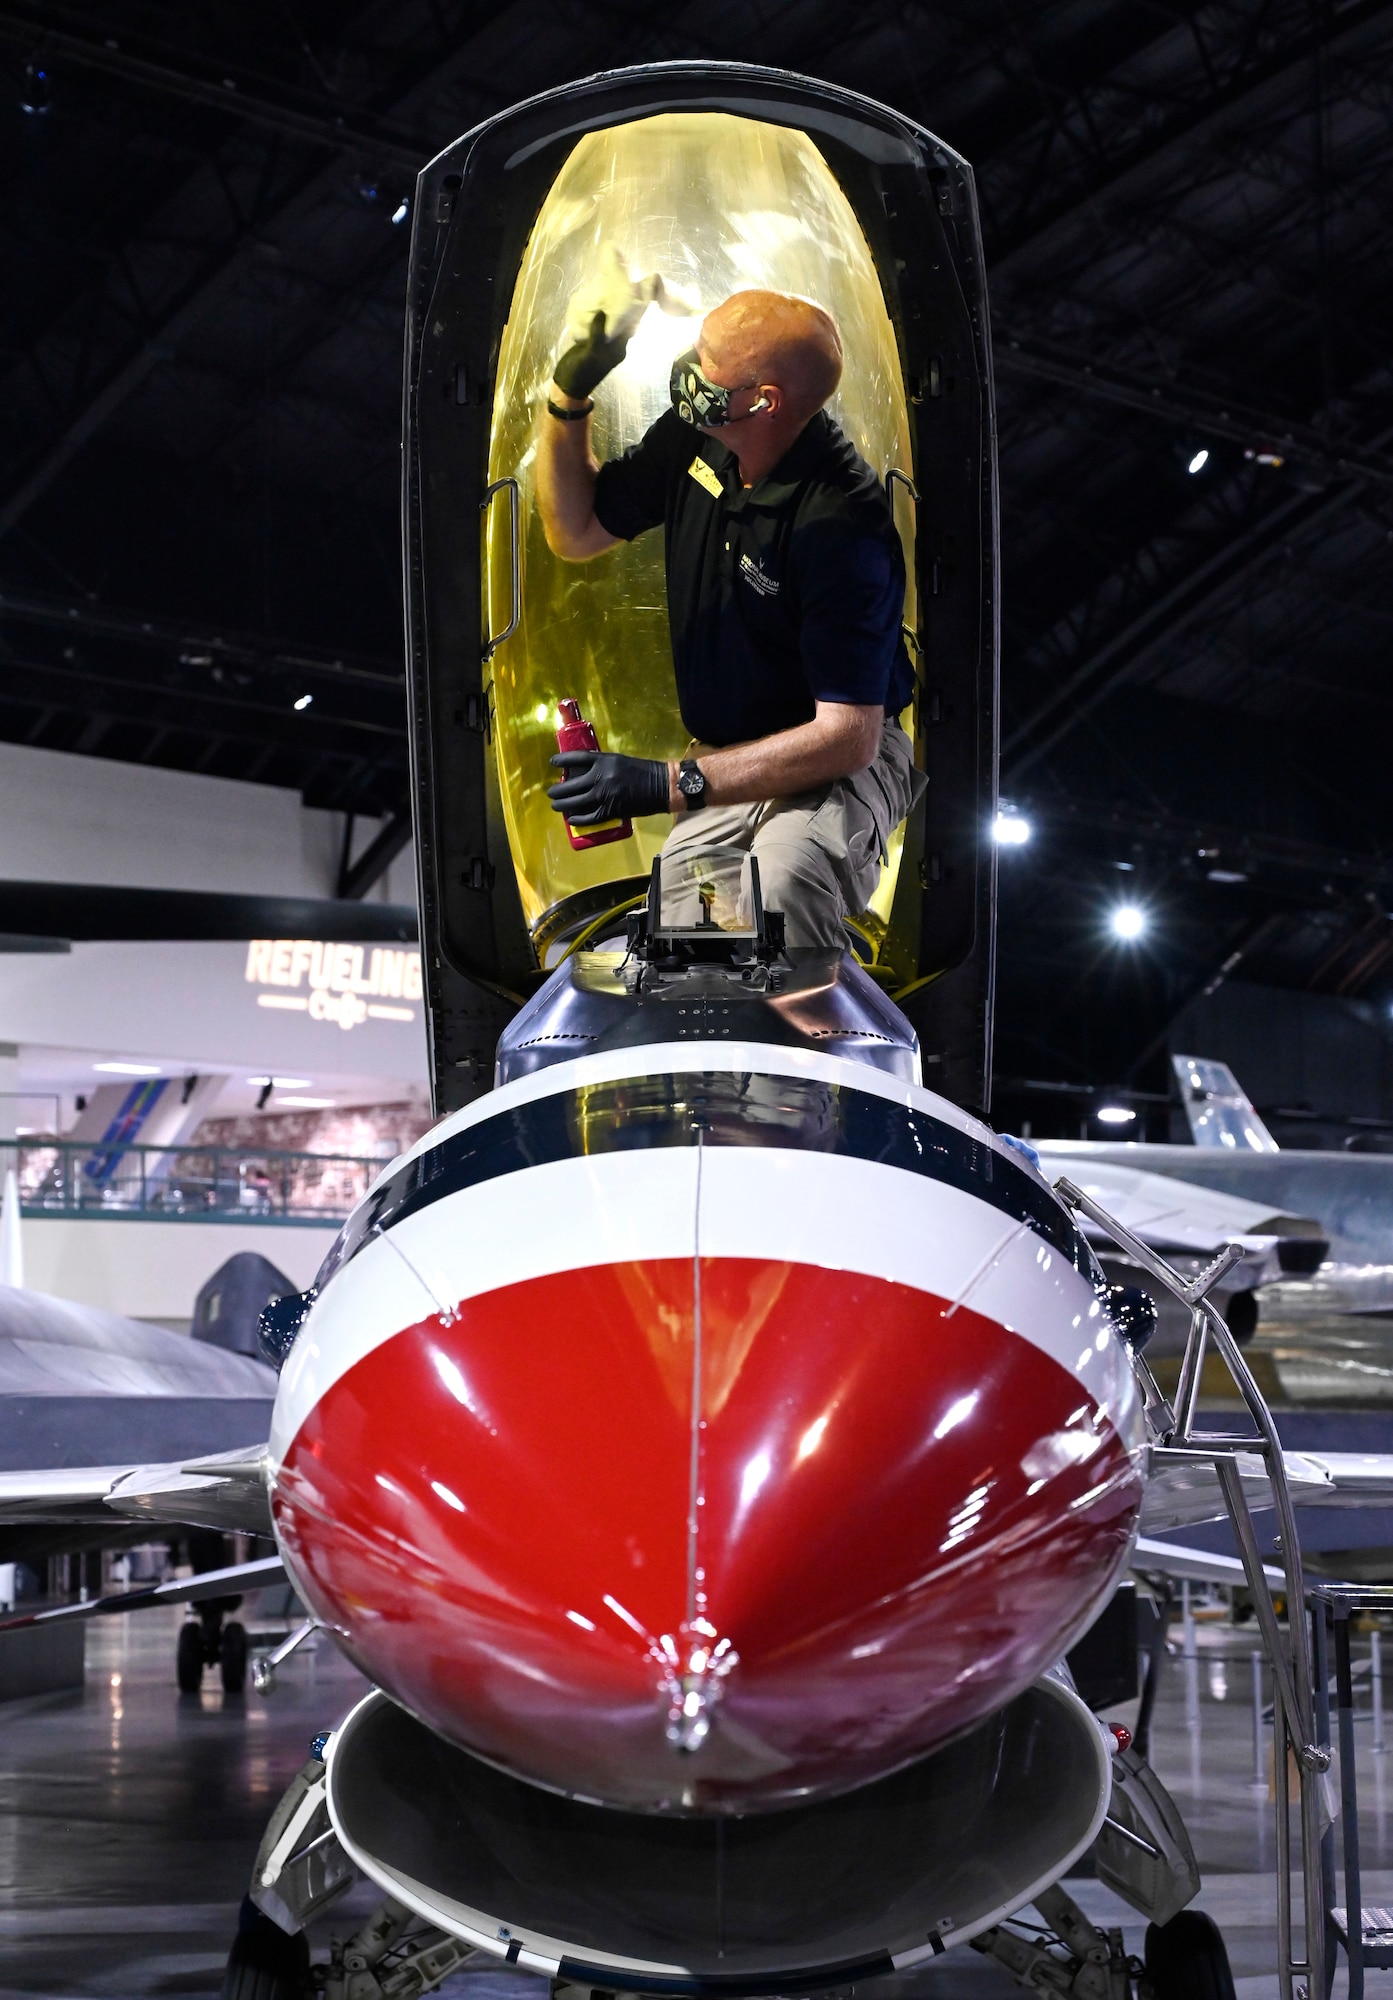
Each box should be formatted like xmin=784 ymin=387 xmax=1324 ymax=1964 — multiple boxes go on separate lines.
xmin=274 ymin=1257 xmax=1139 ymax=1810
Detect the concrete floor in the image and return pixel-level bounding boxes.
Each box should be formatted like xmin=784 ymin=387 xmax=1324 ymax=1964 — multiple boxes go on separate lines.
xmin=0 ymin=1609 xmax=1387 ymax=2000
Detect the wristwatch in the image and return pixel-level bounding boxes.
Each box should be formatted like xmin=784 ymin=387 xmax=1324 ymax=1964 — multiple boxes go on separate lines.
xmin=677 ymin=759 xmax=708 ymax=810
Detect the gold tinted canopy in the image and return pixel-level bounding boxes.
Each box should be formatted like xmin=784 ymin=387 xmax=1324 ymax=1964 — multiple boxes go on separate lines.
xmin=484 ymin=111 xmax=916 ymax=952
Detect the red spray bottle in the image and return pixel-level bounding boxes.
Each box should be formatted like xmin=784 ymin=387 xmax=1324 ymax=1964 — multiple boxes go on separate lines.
xmin=555 ymin=698 xmax=632 ymax=850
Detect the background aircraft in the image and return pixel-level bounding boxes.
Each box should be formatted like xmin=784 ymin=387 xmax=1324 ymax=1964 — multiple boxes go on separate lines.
xmin=1038 ymin=1056 xmax=1393 ymax=1357
xmin=0 ymin=1197 xmax=279 ymax=1686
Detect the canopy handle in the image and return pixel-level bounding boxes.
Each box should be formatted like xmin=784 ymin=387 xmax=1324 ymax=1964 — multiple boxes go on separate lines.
xmin=885 ymin=466 xmax=920 ymax=510
xmin=481 ymin=477 xmax=521 ymax=661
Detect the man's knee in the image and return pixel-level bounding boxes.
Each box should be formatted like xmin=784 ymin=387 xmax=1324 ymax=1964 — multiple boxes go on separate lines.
xmin=661 ymin=803 xmax=757 ymax=860
xmin=749 ymin=838 xmax=847 ymax=949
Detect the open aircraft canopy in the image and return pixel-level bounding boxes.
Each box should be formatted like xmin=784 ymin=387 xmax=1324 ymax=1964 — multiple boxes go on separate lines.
xmin=402 ymin=63 xmax=998 ymax=1114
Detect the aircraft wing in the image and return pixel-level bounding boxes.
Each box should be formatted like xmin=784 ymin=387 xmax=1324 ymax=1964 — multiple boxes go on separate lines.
xmin=1283 ymin=1451 xmax=1393 ymax=1504
xmin=1131 ymin=1536 xmax=1283 ymax=1588
xmin=1140 ymin=1448 xmax=1290 ymax=1532
xmin=0 ymin=1443 xmax=273 ymax=1538
xmin=0 ymin=1283 xmax=276 ymax=1476
xmin=0 ymin=1553 xmax=287 ymax=1632
xmin=1141 ymin=1446 xmax=1393 ymax=1533
xmin=1033 ymin=1152 xmax=1327 ymax=1280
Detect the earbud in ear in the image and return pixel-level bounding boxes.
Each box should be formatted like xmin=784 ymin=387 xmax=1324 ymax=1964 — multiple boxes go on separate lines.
xmin=751 ymin=395 xmax=771 ymax=414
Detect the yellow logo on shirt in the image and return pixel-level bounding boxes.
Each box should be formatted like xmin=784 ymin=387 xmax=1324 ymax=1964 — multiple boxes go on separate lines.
xmin=687 ymin=456 xmax=723 ymax=498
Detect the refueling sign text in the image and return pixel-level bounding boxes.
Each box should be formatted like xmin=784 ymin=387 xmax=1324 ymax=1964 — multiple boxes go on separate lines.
xmin=245 ymin=940 xmax=422 ymax=1031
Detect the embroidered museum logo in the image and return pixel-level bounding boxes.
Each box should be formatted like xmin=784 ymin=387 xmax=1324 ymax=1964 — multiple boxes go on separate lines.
xmin=739 ymin=552 xmax=780 ymax=598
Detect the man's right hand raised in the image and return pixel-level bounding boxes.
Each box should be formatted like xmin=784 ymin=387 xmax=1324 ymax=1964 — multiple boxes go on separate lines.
xmin=553 ymin=310 xmax=630 ymax=403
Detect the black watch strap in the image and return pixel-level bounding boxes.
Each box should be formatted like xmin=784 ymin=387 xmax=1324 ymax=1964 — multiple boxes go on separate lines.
xmin=678 ymin=759 xmax=708 ymax=810
xmin=546 ymin=396 xmax=594 ymax=421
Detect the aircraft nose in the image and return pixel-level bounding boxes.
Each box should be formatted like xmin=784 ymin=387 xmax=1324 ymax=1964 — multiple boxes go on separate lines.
xmin=272 ymin=1240 xmax=1140 ymax=1812
xmin=275 ymin=1255 xmax=724 ymax=1806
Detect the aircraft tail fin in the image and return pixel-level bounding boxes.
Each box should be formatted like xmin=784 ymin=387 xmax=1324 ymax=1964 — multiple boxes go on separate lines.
xmin=1171 ymin=1055 xmax=1279 ymax=1152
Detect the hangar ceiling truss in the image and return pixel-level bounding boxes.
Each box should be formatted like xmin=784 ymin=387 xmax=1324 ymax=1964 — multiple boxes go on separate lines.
xmin=1 ymin=0 xmax=1391 ymax=1092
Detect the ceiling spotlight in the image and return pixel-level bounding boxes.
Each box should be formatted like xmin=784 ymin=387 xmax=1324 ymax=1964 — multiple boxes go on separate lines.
xmin=1206 ymin=867 xmax=1248 ymax=885
xmin=391 ymin=198 xmax=410 ymax=225
xmin=1111 ymin=904 xmax=1146 ymax=941
xmin=1187 ymin=447 xmax=1210 ymax=475
xmin=94 ymin=1061 xmax=161 ymax=1076
xmin=1096 ymin=1105 xmax=1137 ymax=1126
xmin=293 ymin=692 xmax=313 ymax=710
xmin=276 ymin=1095 xmax=335 ymax=1109
xmin=992 ymin=804 xmax=1032 ymax=846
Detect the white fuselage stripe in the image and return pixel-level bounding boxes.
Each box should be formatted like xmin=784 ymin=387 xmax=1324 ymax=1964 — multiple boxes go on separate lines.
xmin=272 ymin=1145 xmax=1140 ymax=1465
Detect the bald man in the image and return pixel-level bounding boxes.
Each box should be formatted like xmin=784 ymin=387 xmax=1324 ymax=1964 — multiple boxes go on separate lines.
xmin=537 ymin=288 xmax=923 ymax=950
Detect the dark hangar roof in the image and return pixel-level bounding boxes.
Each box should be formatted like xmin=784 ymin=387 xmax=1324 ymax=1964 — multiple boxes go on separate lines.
xmin=3 ymin=2 xmax=1392 ymax=1103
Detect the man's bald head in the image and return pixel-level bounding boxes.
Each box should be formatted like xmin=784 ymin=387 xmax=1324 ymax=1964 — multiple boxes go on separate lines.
xmin=699 ymin=291 xmax=843 ymax=424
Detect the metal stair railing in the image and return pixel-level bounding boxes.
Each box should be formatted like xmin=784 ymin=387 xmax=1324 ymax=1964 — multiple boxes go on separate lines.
xmin=1054 ymin=1175 xmax=1332 ymax=2000
xmin=1308 ymin=1582 xmax=1393 ymax=2000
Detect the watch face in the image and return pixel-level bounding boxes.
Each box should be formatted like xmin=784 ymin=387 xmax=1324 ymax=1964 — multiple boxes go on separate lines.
xmin=679 ymin=767 xmax=704 ymax=797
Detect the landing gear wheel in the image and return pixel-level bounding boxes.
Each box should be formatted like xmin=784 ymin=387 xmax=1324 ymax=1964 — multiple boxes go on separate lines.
xmin=221 ymin=1896 xmax=310 ymax=2000
xmin=176 ymin=1619 xmax=205 ymax=1693
xmin=221 ymin=1620 xmax=248 ymax=1694
xmin=1144 ymin=1909 xmax=1236 ymax=2000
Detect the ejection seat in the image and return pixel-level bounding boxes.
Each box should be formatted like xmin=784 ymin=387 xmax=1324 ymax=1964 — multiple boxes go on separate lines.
xmin=401 ymin=65 xmax=999 ymax=1115
xmin=495 ymin=847 xmax=923 ymax=1086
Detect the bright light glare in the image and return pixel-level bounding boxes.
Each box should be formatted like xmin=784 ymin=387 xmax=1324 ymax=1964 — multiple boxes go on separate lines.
xmin=1096 ymin=1105 xmax=1137 ymax=1126
xmin=623 ymin=302 xmax=704 ymax=375
xmin=602 ymin=1592 xmax=647 ymax=1637
xmin=391 ymin=198 xmax=410 ymax=225
xmin=275 ymin=1095 xmax=334 ymax=1108
xmin=1187 ymin=447 xmax=1210 ymax=475
xmin=933 ymin=1391 xmax=979 ymax=1441
xmin=434 ymin=1353 xmax=473 ymax=1408
xmin=430 ymin=1480 xmax=466 ymax=1513
xmin=430 ymin=1349 xmax=496 ymax=1433
xmin=293 ymin=693 xmax=313 ymax=710
xmin=993 ymin=807 xmax=1032 ymax=846
xmin=739 ymin=1451 xmax=772 ymax=1509
xmin=796 ymin=1413 xmax=830 ymax=1463
xmin=1111 ymin=905 xmax=1146 ymax=940
xmin=94 ymin=1061 xmax=161 ymax=1076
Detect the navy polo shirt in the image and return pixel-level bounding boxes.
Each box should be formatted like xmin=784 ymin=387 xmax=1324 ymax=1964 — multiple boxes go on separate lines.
xmin=592 ymin=409 xmax=915 ymax=749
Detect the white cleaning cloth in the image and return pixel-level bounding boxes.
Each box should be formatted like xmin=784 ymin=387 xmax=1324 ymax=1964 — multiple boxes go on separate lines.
xmin=562 ymin=244 xmax=700 ymax=348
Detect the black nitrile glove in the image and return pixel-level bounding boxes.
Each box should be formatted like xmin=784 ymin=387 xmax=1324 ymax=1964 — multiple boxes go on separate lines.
xmin=548 ymin=750 xmax=669 ymax=825
xmin=552 ymin=311 xmax=631 ymax=402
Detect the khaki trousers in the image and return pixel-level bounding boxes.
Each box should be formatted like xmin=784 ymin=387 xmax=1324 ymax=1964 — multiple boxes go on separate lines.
xmin=661 ymin=720 xmax=926 ymax=949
